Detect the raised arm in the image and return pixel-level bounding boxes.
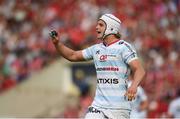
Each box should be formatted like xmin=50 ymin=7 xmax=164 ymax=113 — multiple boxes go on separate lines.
xmin=49 ymin=30 xmax=85 ymax=62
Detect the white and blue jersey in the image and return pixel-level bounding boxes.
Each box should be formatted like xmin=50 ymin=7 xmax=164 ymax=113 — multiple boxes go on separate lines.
xmin=82 ymin=40 xmax=138 ymax=111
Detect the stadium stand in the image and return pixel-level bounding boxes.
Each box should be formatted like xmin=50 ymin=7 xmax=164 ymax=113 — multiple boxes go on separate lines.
xmin=0 ymin=59 xmax=80 ymax=117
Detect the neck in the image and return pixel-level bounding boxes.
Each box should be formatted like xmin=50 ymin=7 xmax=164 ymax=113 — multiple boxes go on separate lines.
xmin=103 ymin=35 xmax=119 ymax=46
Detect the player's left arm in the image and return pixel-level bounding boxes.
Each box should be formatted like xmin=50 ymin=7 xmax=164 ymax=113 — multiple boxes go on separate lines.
xmin=129 ymin=59 xmax=145 ymax=88
xmin=125 ymin=59 xmax=145 ymax=101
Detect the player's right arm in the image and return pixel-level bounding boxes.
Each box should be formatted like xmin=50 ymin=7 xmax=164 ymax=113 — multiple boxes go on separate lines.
xmin=49 ymin=30 xmax=85 ymax=62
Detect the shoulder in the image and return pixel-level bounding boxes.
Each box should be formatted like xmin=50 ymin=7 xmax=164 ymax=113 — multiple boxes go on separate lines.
xmin=117 ymin=40 xmax=130 ymax=44
xmin=120 ymin=40 xmax=133 ymax=47
xmin=92 ymin=43 xmax=102 ymax=47
xmin=116 ymin=40 xmax=132 ymax=47
xmin=117 ymin=40 xmax=135 ymax=51
xmin=83 ymin=43 xmax=102 ymax=53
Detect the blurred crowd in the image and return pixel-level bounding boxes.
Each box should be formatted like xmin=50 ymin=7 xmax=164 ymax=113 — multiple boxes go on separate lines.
xmin=0 ymin=0 xmax=180 ymax=118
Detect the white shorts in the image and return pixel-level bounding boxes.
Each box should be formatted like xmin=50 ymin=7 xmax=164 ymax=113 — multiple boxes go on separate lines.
xmin=85 ymin=106 xmax=130 ymax=119
xmin=130 ymin=110 xmax=147 ymax=119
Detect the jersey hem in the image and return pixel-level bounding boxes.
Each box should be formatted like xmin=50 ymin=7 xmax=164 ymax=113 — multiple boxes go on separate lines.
xmin=92 ymin=104 xmax=131 ymax=111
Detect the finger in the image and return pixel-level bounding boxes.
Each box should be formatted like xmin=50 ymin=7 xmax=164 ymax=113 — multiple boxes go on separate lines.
xmin=127 ymin=93 xmax=133 ymax=97
xmin=128 ymin=96 xmax=134 ymax=101
xmin=127 ymin=93 xmax=135 ymax=101
xmin=128 ymin=97 xmax=134 ymax=101
xmin=124 ymin=94 xmax=131 ymax=101
xmin=130 ymin=96 xmax=136 ymax=101
xmin=51 ymin=37 xmax=59 ymax=43
xmin=132 ymin=96 xmax=136 ymax=100
xmin=49 ymin=30 xmax=58 ymax=37
xmin=125 ymin=91 xmax=135 ymax=101
xmin=128 ymin=97 xmax=132 ymax=101
xmin=52 ymin=37 xmax=58 ymax=41
xmin=51 ymin=36 xmax=57 ymax=40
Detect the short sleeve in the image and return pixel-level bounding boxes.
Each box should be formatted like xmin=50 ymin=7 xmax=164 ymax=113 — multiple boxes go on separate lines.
xmin=82 ymin=45 xmax=96 ymax=60
xmin=122 ymin=43 xmax=138 ymax=64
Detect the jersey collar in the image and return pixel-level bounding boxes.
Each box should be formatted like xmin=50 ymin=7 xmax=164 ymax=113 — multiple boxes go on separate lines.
xmin=103 ymin=39 xmax=120 ymax=47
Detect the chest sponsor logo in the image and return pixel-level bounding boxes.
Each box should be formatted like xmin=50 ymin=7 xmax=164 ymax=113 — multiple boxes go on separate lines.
xmin=97 ymin=54 xmax=118 ymax=62
xmin=100 ymin=55 xmax=107 ymax=61
xmin=97 ymin=78 xmax=119 ymax=84
xmin=96 ymin=67 xmax=119 ymax=71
